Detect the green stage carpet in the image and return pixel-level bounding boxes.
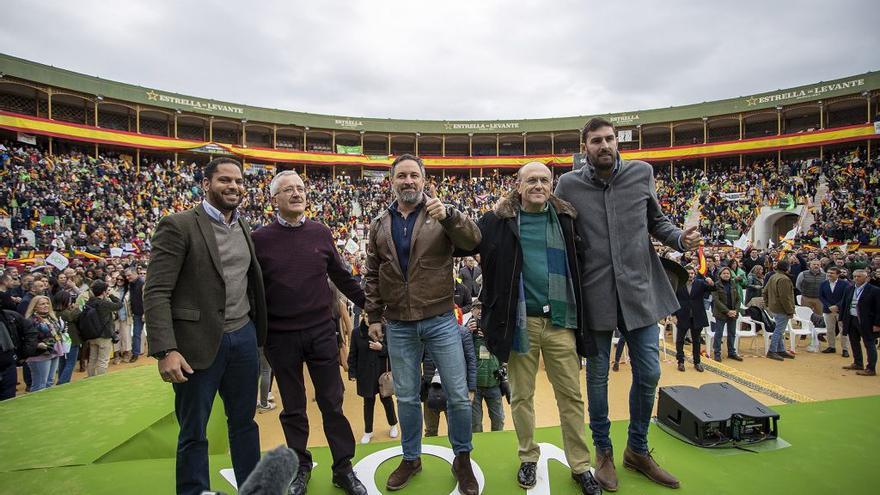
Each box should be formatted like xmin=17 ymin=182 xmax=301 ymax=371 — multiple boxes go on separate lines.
xmin=0 ymin=366 xmax=877 ymax=494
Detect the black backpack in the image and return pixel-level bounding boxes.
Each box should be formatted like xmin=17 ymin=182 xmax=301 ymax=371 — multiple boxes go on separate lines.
xmin=78 ymin=301 xmax=105 ymax=341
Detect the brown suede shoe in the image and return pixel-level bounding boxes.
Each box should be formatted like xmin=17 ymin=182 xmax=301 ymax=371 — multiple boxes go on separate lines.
xmin=452 ymin=452 xmax=478 ymax=495
xmin=843 ymin=363 xmax=864 ymax=370
xmin=594 ymin=448 xmax=618 ymax=492
xmin=623 ymin=447 xmax=680 ymax=489
xmin=386 ymin=458 xmax=422 ymax=491
xmin=856 ymin=369 xmax=877 ymax=376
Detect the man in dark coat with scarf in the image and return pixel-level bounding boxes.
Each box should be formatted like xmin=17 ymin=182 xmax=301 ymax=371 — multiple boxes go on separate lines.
xmin=469 ymin=162 xmax=601 ymax=495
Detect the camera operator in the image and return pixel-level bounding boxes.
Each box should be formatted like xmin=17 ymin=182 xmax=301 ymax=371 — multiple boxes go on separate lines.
xmin=467 ymin=299 xmax=505 ymax=432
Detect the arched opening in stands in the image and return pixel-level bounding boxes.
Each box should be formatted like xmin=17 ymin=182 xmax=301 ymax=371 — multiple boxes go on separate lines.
xmin=471 ymin=135 xmax=496 ymax=156
xmin=672 ymin=121 xmax=703 ymax=146
xmin=211 ymin=119 xmax=242 ymax=145
xmin=527 ymin=134 xmax=552 ymax=155
xmin=498 ymin=134 xmax=523 ymax=156
xmin=176 ymin=115 xmax=208 ymax=141
xmin=96 ymin=102 xmax=135 ymax=131
xmin=707 ymin=117 xmax=739 ymax=143
xmin=742 ymin=111 xmax=777 ymax=139
xmin=641 ymin=124 xmax=670 ymax=148
xmin=276 ymin=128 xmax=302 ymax=150
xmin=444 ymin=135 xmax=468 ymax=156
xmin=782 ymin=104 xmax=820 ymax=134
xmin=306 ymin=131 xmax=331 ymax=152
xmin=51 ymin=92 xmax=94 ymax=125
xmin=768 ymin=212 xmax=799 ymax=242
xmin=140 ymin=109 xmax=171 ymax=137
xmin=418 ymin=135 xmax=442 ymax=156
xmin=0 ymin=80 xmax=41 ymax=116
xmin=390 ymin=135 xmax=415 ymax=155
xmin=826 ymin=97 xmax=869 ymax=127
xmin=244 ymin=124 xmax=272 ymax=148
xmin=363 ymin=134 xmax=388 ymax=155
xmin=554 ymin=132 xmax=580 ymax=155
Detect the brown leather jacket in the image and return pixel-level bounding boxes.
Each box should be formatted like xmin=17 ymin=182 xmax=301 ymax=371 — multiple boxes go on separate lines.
xmin=365 ymin=196 xmax=481 ymax=322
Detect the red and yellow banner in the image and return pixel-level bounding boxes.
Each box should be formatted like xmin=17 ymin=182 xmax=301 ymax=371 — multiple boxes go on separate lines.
xmin=1 ymin=111 xmax=877 ymax=168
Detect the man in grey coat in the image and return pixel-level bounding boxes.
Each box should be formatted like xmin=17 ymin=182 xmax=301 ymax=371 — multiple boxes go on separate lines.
xmin=556 ymin=117 xmax=701 ymax=491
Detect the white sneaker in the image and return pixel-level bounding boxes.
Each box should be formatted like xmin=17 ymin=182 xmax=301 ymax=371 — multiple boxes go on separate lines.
xmin=267 ymin=392 xmax=275 ymax=402
xmin=257 ymin=402 xmax=277 ymax=414
xmin=360 ymin=432 xmax=373 ymax=444
xmin=390 ymin=424 xmax=399 ymax=438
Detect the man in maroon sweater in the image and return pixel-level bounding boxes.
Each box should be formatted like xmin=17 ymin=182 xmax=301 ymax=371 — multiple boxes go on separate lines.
xmin=252 ymin=170 xmax=367 ymax=495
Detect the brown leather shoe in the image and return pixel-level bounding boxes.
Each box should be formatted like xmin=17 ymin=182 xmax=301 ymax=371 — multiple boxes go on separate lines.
xmin=843 ymin=363 xmax=865 ymax=370
xmin=623 ymin=447 xmax=680 ymax=489
xmin=856 ymin=369 xmax=877 ymax=376
xmin=386 ymin=458 xmax=421 ymax=491
xmin=452 ymin=452 xmax=478 ymax=495
xmin=594 ymin=448 xmax=618 ymax=492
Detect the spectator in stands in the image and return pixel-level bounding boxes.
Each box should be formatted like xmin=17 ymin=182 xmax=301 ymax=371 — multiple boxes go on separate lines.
xmin=364 ymin=154 xmax=480 ymax=494
xmin=112 ymin=274 xmax=131 ymax=365
xmin=0 ymin=305 xmax=36 ymax=400
xmin=252 ymin=170 xmax=368 ymax=495
xmin=17 ymin=276 xmax=47 ymax=315
xmin=745 ymin=265 xmax=765 ymax=304
xmin=840 ymin=269 xmax=880 ymax=376
xmin=820 ymin=267 xmax=850 ymax=357
xmin=24 ymin=295 xmax=65 ymax=391
xmin=763 ymin=260 xmax=797 ymax=361
xmin=84 ymin=280 xmax=122 ymax=376
xmin=124 ymin=267 xmax=145 ymax=362
xmin=797 ymin=260 xmax=825 ymax=319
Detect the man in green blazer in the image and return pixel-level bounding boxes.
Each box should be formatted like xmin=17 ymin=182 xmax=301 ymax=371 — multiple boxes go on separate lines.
xmin=144 ymin=157 xmax=267 ymax=495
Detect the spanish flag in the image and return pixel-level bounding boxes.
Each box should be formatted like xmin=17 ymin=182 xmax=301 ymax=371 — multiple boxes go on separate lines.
xmin=697 ymin=242 xmax=707 ymax=276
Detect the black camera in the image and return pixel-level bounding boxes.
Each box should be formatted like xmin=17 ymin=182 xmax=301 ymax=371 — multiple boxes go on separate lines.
xmin=494 ymin=365 xmax=511 ymax=404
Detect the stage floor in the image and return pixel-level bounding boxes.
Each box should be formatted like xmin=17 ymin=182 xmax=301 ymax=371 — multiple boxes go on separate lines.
xmin=1 ymin=365 xmax=877 ymax=494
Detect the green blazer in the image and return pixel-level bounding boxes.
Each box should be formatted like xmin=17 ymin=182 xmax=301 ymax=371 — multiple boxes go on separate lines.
xmin=144 ymin=204 xmax=267 ymax=369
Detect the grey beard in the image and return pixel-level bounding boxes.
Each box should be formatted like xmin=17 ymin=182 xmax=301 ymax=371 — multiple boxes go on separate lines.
xmin=396 ymin=189 xmax=422 ymax=204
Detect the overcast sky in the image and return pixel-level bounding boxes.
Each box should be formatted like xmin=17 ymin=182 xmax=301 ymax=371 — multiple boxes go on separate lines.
xmin=1 ymin=0 xmax=877 ymax=121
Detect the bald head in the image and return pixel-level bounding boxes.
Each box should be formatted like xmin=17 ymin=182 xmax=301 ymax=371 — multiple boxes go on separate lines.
xmin=517 ymin=161 xmax=552 ymax=213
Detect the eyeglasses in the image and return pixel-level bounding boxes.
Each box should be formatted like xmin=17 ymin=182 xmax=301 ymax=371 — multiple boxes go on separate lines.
xmin=274 ymin=186 xmax=305 ymax=197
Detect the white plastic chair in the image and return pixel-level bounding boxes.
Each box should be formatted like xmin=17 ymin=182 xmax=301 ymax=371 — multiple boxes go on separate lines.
xmin=703 ymin=310 xmax=718 ymax=355
xmin=734 ymin=315 xmax=763 ymax=355
xmin=657 ymin=323 xmax=670 ymax=362
xmin=791 ymin=306 xmax=825 ymax=352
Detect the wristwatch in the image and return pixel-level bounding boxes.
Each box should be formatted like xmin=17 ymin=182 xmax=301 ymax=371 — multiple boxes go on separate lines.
xmin=152 ymin=349 xmax=176 ymax=360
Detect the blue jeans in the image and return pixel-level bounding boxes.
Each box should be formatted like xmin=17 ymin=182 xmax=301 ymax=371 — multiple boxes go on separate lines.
xmin=712 ymin=319 xmax=737 ymax=357
xmin=27 ymin=357 xmax=59 ymax=392
xmin=472 ymin=385 xmax=504 ymax=432
xmin=172 ymin=321 xmax=260 ymax=495
xmin=57 ymin=345 xmax=80 ymax=385
xmin=769 ymin=312 xmax=789 ymax=353
xmin=587 ymin=324 xmax=661 ymax=455
xmin=131 ymin=315 xmax=145 ymax=357
xmin=386 ymin=311 xmax=472 ymax=460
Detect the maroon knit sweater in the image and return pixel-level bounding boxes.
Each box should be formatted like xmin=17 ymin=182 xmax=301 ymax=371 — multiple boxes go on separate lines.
xmin=252 ymin=219 xmax=365 ymax=332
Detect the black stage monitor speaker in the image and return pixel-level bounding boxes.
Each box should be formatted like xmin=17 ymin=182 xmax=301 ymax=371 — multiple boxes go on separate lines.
xmin=657 ymin=382 xmax=779 ymax=447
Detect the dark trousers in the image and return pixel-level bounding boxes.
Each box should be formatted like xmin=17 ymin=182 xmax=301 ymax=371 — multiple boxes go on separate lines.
xmin=613 ymin=332 xmax=627 ymax=363
xmin=363 ymin=394 xmax=397 ymax=433
xmin=265 ymin=324 xmax=355 ymax=475
xmin=712 ymin=318 xmax=737 ymax=357
xmin=847 ymin=316 xmax=879 ymax=371
xmin=172 ymin=321 xmax=260 ymax=495
xmin=0 ymin=350 xmax=16 ymax=400
xmin=675 ymin=321 xmax=702 ymax=364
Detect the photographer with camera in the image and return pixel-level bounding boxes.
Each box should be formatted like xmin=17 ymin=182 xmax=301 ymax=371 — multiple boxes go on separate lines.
xmin=24 ymin=295 xmax=65 ymax=392
xmin=467 ymin=162 xmax=600 ymax=494
xmin=467 ymin=299 xmax=505 ymax=433
xmin=82 ymin=280 xmax=123 ymax=377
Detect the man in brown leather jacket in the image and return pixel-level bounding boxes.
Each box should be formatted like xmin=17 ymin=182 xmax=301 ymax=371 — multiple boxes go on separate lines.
xmin=365 ymin=154 xmax=481 ymax=494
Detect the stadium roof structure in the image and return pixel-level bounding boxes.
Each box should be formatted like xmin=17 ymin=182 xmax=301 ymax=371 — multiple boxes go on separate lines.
xmin=0 ymin=52 xmax=878 ymax=168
